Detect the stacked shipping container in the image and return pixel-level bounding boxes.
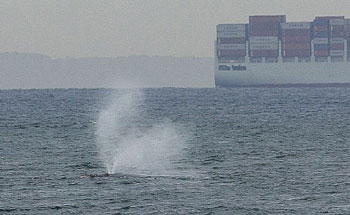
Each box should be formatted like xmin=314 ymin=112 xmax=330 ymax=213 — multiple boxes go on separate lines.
xmin=248 ymin=15 xmax=286 ymax=57
xmin=216 ymin=24 xmax=247 ymax=60
xmin=281 ymin=22 xmax=311 ymax=57
xmin=313 ymin=18 xmax=330 ymax=57
xmin=329 ymin=18 xmax=345 ymax=57
xmin=346 ymin=19 xmax=350 ymax=58
xmin=216 ymin=15 xmax=350 ymax=62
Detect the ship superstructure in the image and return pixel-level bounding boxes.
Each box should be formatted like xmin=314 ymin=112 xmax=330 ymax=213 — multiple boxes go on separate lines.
xmin=215 ymin=15 xmax=350 ymax=87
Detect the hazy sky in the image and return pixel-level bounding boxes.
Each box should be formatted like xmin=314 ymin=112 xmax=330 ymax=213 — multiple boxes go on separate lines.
xmin=1 ymin=0 xmax=350 ymax=58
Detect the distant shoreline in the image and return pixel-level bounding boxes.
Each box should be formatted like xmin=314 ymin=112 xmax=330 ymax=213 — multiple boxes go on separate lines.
xmin=0 ymin=52 xmax=214 ymax=89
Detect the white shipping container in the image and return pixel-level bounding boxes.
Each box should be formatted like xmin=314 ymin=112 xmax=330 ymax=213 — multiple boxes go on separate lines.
xmin=330 ymin=50 xmax=344 ymax=56
xmin=313 ymin=38 xmax=329 ymax=44
xmin=217 ymin=44 xmax=246 ymax=50
xmin=249 ymin=36 xmax=278 ymax=44
xmin=330 ymin=38 xmax=344 ymax=44
xmin=330 ymin=19 xmax=345 ymax=25
xmin=250 ymin=43 xmax=278 ymax=50
xmin=281 ymin=22 xmax=311 ymax=29
xmin=217 ymin=24 xmax=246 ymax=32
xmin=217 ymin=31 xmax=246 ymax=38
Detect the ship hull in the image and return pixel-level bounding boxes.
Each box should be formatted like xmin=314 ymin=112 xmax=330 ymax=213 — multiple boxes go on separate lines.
xmin=215 ymin=62 xmax=350 ymax=87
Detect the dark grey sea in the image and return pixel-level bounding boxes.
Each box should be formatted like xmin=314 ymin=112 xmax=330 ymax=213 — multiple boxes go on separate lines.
xmin=1 ymin=88 xmax=350 ymax=214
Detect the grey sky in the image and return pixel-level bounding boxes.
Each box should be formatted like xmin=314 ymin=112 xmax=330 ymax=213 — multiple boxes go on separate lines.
xmin=1 ymin=0 xmax=350 ymax=58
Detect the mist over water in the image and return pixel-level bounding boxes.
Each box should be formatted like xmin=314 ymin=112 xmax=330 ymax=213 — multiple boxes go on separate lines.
xmin=95 ymin=90 xmax=186 ymax=175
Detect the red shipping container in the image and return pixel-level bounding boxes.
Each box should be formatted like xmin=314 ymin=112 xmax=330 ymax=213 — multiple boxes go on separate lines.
xmin=282 ymin=29 xmax=311 ymax=36
xmin=249 ymin=15 xmax=286 ymax=23
xmin=217 ymin=37 xmax=246 ymax=44
xmin=330 ymin=43 xmax=344 ymax=50
xmin=250 ymin=50 xmax=278 ymax=57
xmin=314 ymin=50 xmax=329 ymax=56
xmin=313 ymin=25 xmax=329 ymax=31
xmin=283 ymin=43 xmax=311 ymax=49
xmin=330 ymin=25 xmax=345 ymax=31
xmin=283 ymin=49 xmax=311 ymax=57
xmin=330 ymin=31 xmax=345 ymax=37
xmin=218 ymin=50 xmax=246 ymax=56
xmin=282 ymin=35 xmax=311 ymax=43
xmin=249 ymin=30 xmax=279 ymax=36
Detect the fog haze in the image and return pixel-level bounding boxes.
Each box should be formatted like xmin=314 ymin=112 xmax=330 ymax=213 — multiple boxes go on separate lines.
xmin=1 ymin=0 xmax=350 ymax=88
xmin=1 ymin=0 xmax=349 ymax=58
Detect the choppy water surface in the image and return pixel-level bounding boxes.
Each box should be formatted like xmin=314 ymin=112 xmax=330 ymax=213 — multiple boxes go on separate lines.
xmin=1 ymin=88 xmax=350 ymax=214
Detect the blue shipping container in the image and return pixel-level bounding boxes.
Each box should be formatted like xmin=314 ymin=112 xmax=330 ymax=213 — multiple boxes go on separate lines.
xmin=314 ymin=43 xmax=329 ymax=50
xmin=313 ymin=31 xmax=329 ymax=38
xmin=313 ymin=19 xmax=329 ymax=25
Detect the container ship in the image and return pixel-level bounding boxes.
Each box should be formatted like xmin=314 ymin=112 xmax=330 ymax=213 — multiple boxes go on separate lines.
xmin=215 ymin=15 xmax=350 ymax=87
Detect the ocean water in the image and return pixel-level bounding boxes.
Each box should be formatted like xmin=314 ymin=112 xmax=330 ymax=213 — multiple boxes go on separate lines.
xmin=1 ymin=87 xmax=350 ymax=214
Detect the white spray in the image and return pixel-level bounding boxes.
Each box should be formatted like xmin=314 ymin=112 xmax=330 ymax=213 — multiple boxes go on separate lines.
xmin=95 ymin=89 xmax=186 ymax=175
